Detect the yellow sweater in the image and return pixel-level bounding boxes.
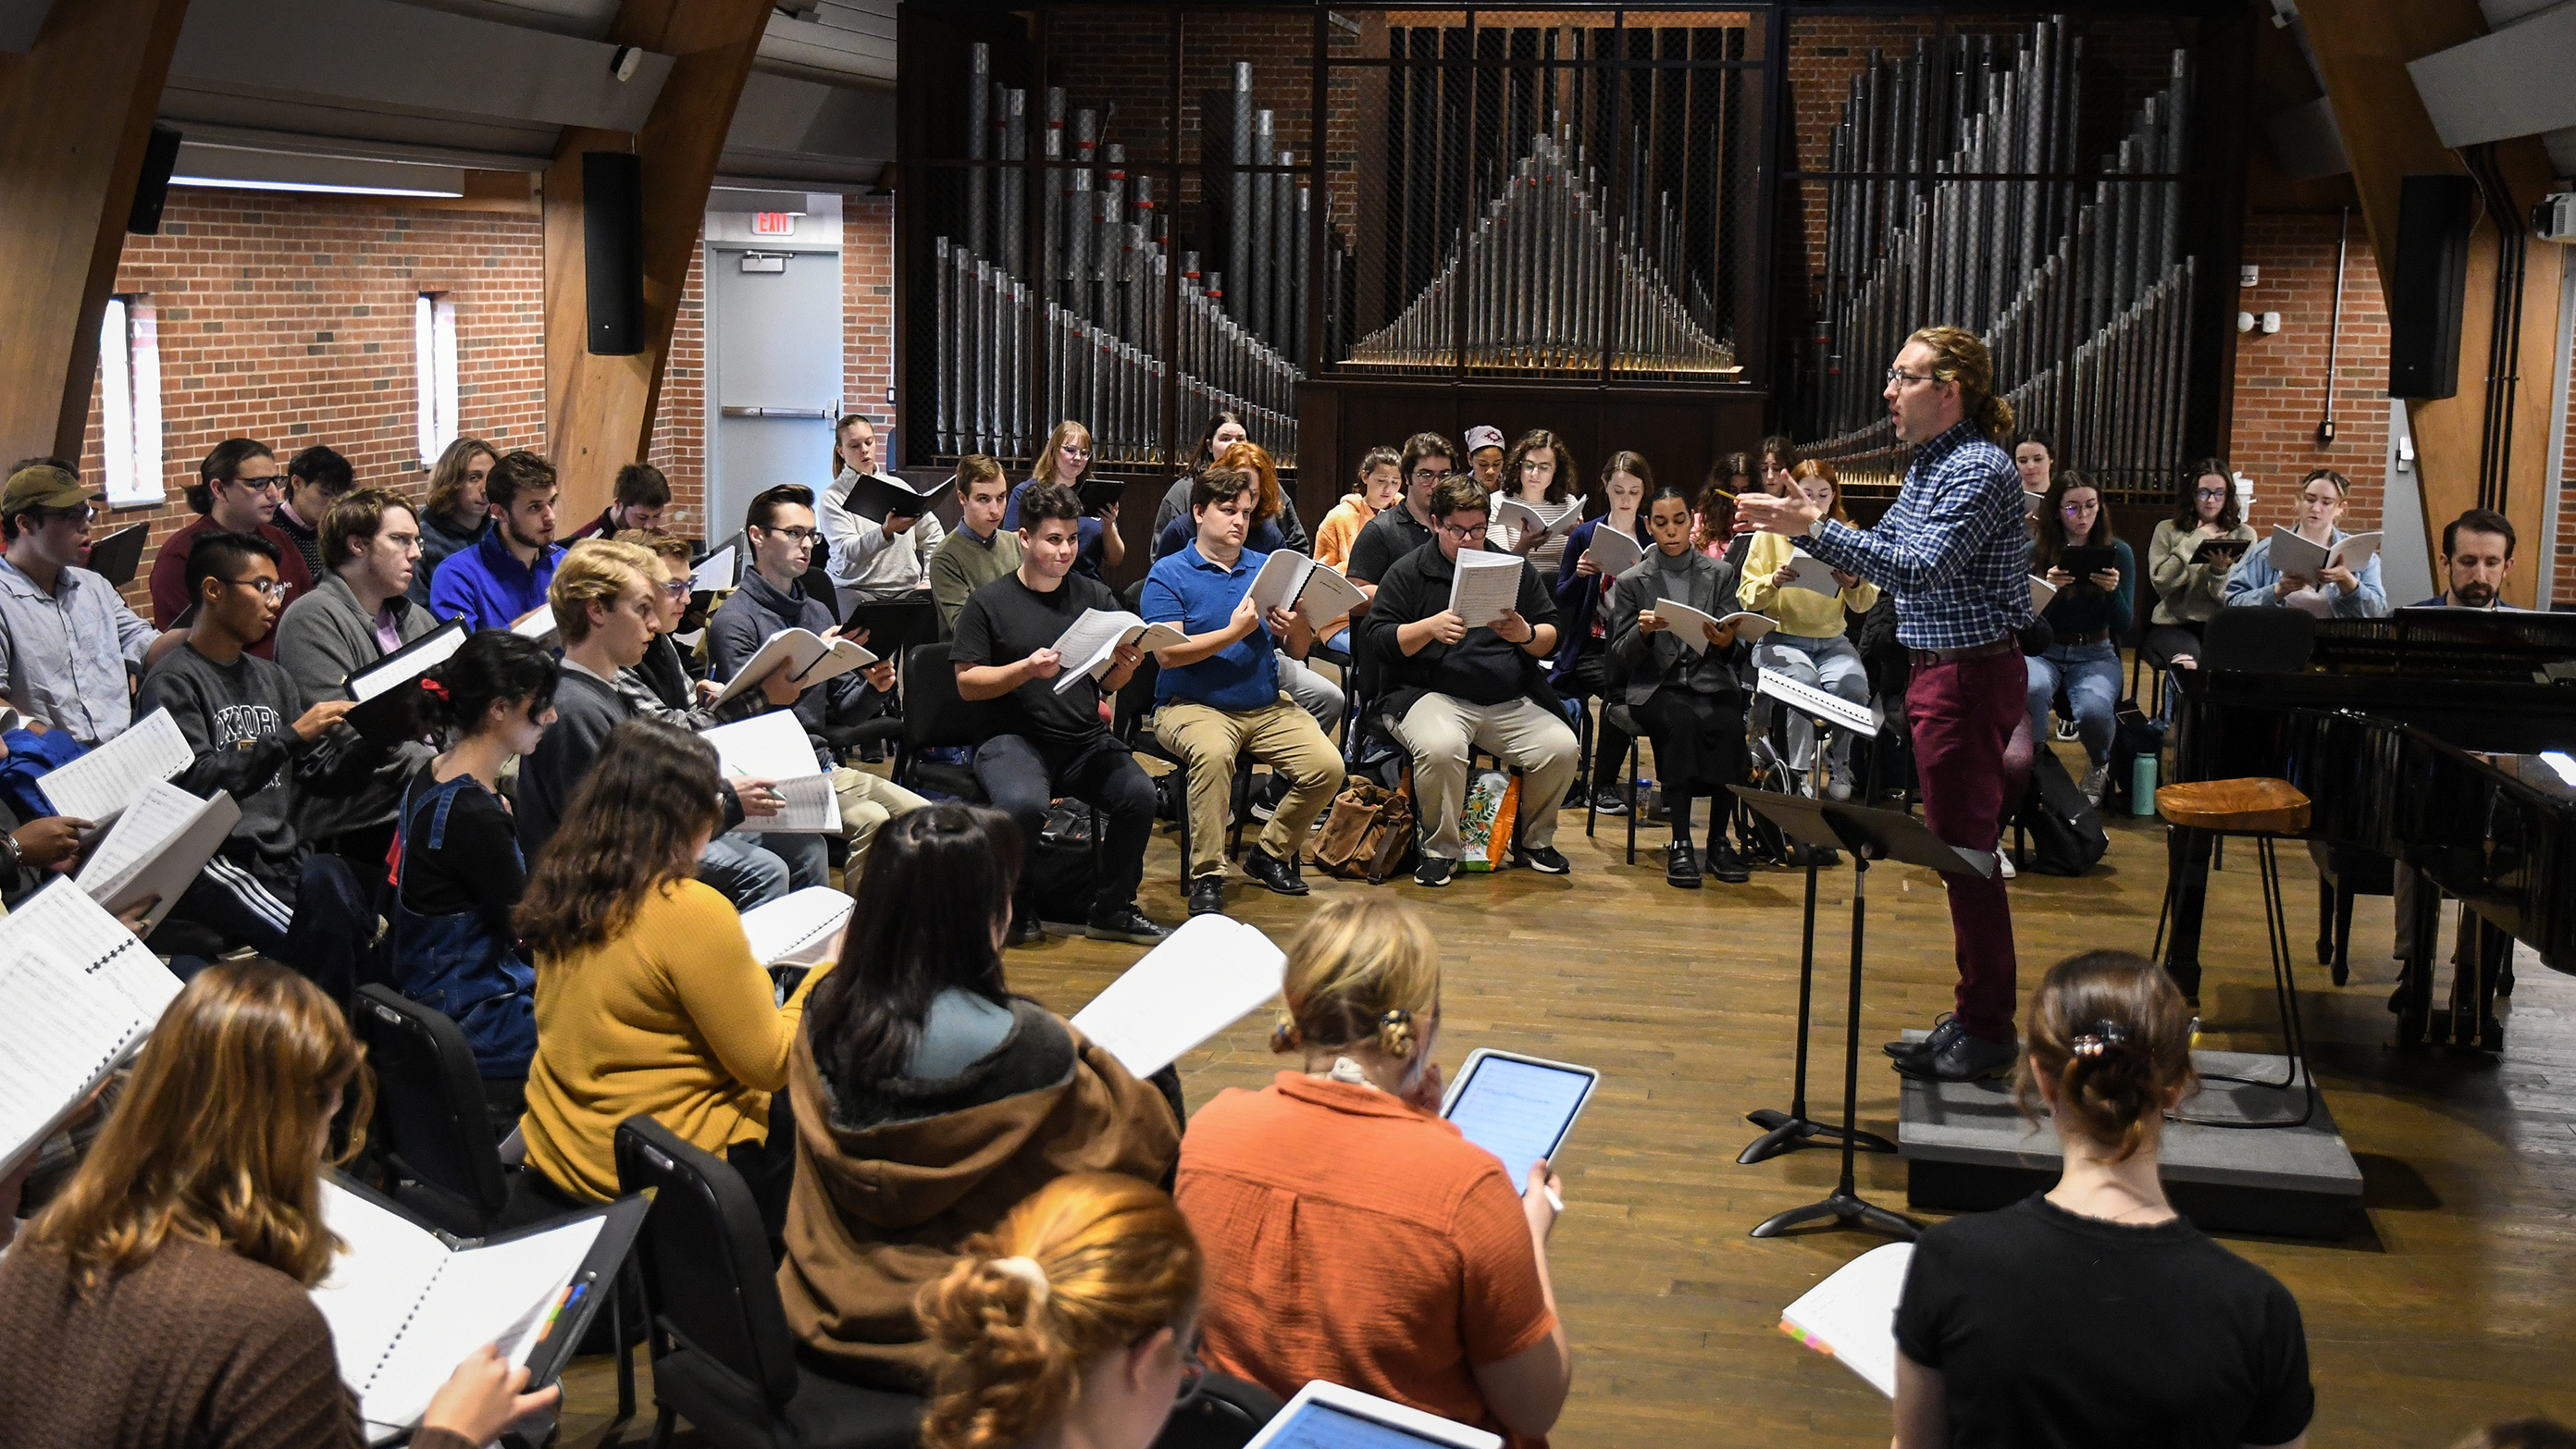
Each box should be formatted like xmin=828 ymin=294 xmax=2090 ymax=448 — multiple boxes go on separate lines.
xmin=521 ymin=878 xmax=834 ymax=1201
xmin=1738 ymin=530 xmax=1879 ymax=638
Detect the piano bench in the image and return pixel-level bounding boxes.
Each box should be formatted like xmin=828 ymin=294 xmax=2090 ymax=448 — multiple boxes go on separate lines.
xmin=2155 ymin=777 xmax=2310 ymax=836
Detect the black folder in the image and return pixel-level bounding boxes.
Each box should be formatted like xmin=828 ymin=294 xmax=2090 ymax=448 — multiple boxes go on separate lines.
xmin=2056 ymin=544 xmax=2119 ymax=577
xmin=841 ymin=472 xmax=938 ymax=525
xmin=85 ymin=522 xmax=149 ymax=587
xmin=1078 ymin=478 xmax=1128 ymax=515
xmin=341 ymin=619 xmax=468 ymax=746
xmin=845 ymin=598 xmax=937 ymax=660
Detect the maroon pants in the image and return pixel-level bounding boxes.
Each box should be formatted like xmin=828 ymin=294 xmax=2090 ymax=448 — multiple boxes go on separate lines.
xmin=1905 ymin=649 xmax=2025 ymax=1041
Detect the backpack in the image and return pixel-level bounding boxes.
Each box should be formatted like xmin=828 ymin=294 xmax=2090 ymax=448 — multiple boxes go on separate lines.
xmin=1312 ymin=776 xmax=1418 ymax=884
xmin=2014 ymin=749 xmax=2109 ymax=875
xmin=2102 ymin=700 xmax=2165 ymax=815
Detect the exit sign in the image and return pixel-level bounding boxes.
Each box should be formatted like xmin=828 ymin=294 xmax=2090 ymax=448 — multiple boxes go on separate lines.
xmin=751 ymin=212 xmax=798 ymax=236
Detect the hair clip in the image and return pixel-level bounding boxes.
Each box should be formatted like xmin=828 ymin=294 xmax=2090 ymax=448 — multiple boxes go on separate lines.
xmin=1269 ymin=1020 xmax=1302 ymax=1053
xmin=1379 ymin=1008 xmax=1412 ymax=1031
xmin=988 ymin=1255 xmax=1050 ymax=1305
xmin=2071 ymin=1019 xmax=2130 ymax=1059
xmin=419 ymin=678 xmax=450 ymax=700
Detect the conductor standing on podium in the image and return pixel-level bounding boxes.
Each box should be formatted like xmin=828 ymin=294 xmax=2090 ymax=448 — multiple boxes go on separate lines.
xmin=1736 ymin=325 xmax=2033 ymax=1083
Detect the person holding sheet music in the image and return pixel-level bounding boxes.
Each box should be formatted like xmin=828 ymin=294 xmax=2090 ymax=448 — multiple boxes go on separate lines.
xmin=778 ymin=804 xmax=1181 ymax=1389
xmin=1005 ymin=420 xmax=1124 ymax=583
xmin=912 ymin=1172 xmax=1206 ymax=1449
xmin=929 ymin=455 xmax=1021 ymax=637
xmin=2222 ymin=467 xmax=2387 ymax=618
xmin=427 ymin=450 xmax=563 ymax=634
xmin=2145 ymin=460 xmax=2255 ymax=677
xmin=1148 ymin=410 xmax=1249 ymax=543
xmin=824 ymin=415 xmax=946 ymax=609
xmin=2023 ymin=470 xmax=2136 ymax=805
xmin=1344 ymin=432 xmax=1455 ymax=604
xmin=391 ymin=630 xmax=560 ymax=1128
xmin=409 ymin=437 xmax=495 ymax=608
xmin=1550 ymin=452 xmax=1654 ymax=814
xmin=1740 ymin=461 xmax=1879 ymax=802
xmin=1492 ymin=429 xmax=1582 ymax=577
xmin=621 ymin=529 xmax=715 ymax=711
xmin=1147 ymin=441 xmax=1343 ymax=741
xmin=0 ymin=463 xmax=161 ymax=746
xmin=953 ymin=482 xmax=1167 ymax=947
xmin=564 ymin=460 xmax=670 ymax=542
xmin=1610 ymin=485 xmax=1759 ymax=888
xmin=1317 ymin=444 xmax=1404 ymax=576
xmin=1366 ymin=472 xmax=1579 ymax=886
xmin=0 ymin=960 xmax=556 ymax=1449
xmin=516 ymin=720 xmax=840 ymax=1223
xmin=1142 ymin=463 xmax=1341 ymax=917
xmin=1178 ymin=898 xmax=1571 ymax=1447
xmin=138 ymin=529 xmax=385 ymax=1001
xmin=1891 ymin=950 xmax=2314 ymax=1449
xmin=148 ymin=440 xmax=315 ymax=655
xmin=273 ymin=487 xmax=441 ymax=861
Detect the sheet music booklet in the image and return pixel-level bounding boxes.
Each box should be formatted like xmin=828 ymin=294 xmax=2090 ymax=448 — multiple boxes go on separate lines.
xmin=711 ymin=627 xmax=877 ymax=707
xmin=2027 ymin=574 xmax=2057 ymax=611
xmin=1444 ymin=549 xmax=1526 ymax=629
xmin=37 ymin=707 xmax=192 ymax=826
xmin=1585 ymin=526 xmax=1644 ymax=576
xmin=509 ymin=608 xmax=559 ymax=645
xmin=691 ymin=544 xmax=738 ymax=596
xmin=699 ymin=710 xmax=837 ymax=834
xmin=741 ymin=886 xmax=854 ymax=970
xmin=840 ymin=472 xmax=937 ymax=525
xmin=1756 ymin=667 xmax=1879 ymax=736
xmin=341 ymin=620 xmax=471 ymax=744
xmin=1069 ymin=915 xmax=1286 ymax=1078
xmin=1492 ymin=495 xmax=1579 ymax=539
xmin=1773 ymin=551 xmax=1845 ymax=597
xmin=0 ymin=881 xmax=182 ymax=1176
xmin=74 ymin=780 xmax=241 ymax=934
xmin=1049 ymin=609 xmax=1187 ymax=691
xmin=2267 ymin=526 xmax=2379 ymax=580
xmin=1647 ymin=600 xmax=1773 ymax=652
xmin=1779 ymin=1242 xmax=1915 ymax=1396
xmin=1245 ymin=551 xmax=1368 ymax=626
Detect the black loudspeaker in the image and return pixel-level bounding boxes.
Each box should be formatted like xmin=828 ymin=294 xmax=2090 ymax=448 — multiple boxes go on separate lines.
xmin=2386 ymin=172 xmax=2476 ymax=401
xmin=582 ymin=151 xmax=644 ymax=356
xmin=128 ymin=127 xmax=183 ymax=235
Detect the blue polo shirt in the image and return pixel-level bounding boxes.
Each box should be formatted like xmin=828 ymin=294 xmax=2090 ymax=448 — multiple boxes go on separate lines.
xmin=1141 ymin=542 xmax=1279 ymax=712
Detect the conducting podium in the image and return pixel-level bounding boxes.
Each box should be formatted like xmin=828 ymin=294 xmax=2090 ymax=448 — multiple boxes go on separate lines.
xmin=1730 ymin=787 xmax=1996 ymax=1242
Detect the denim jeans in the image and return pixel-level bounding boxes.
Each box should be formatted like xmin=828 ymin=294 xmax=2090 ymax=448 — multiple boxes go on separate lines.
xmin=2024 ymin=638 xmax=2121 ymax=765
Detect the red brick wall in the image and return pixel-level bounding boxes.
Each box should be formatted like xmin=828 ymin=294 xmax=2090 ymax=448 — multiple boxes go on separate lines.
xmin=644 ymin=242 xmax=708 ymax=537
xmin=845 ymin=194 xmax=898 ymax=440
xmin=2226 ymin=211 xmax=2392 ymax=535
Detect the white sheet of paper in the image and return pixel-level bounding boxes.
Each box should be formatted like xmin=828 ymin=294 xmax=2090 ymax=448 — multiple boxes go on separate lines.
xmin=2027 ymin=574 xmax=2058 ymax=611
xmin=1444 ymin=549 xmax=1526 ymax=629
xmin=1780 ymin=1242 xmax=1915 ymax=1397
xmin=740 ymin=886 xmax=854 ymax=969
xmin=349 ymin=625 xmax=469 ymax=703
xmin=36 ymin=708 xmax=192 ymax=824
xmin=1288 ymin=560 xmax=1365 ymax=624
xmin=700 ymin=711 xmax=836 ymax=833
xmin=1492 ymin=495 xmax=1579 ymax=537
xmin=1647 ymin=601 xmax=1771 ymax=653
xmin=1775 ymin=551 xmax=1844 ymax=597
xmin=76 ymin=783 xmax=240 ymax=932
xmin=510 ymin=608 xmax=558 ymax=642
xmin=1757 ymin=667 xmax=1878 ymax=736
xmin=710 ymin=627 xmax=875 ymax=707
xmin=692 ymin=545 xmax=737 ymax=593
xmin=1070 ymin=915 xmax=1286 ymax=1078
xmin=0 ymin=882 xmax=181 ymax=1175
xmin=1049 ymin=609 xmax=1188 ymax=691
xmin=2329 ymin=530 xmax=2381 ymax=571
xmin=1585 ymin=526 xmax=1644 ymax=575
xmin=1245 ymin=551 xmax=1312 ymax=618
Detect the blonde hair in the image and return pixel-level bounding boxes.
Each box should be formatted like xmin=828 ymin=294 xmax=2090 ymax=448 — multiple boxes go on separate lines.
xmin=1907 ymin=325 xmax=2014 ymax=440
xmin=615 ymin=526 xmax=693 ymax=564
xmin=1270 ymin=897 xmax=1441 ymax=1059
xmin=24 ymin=961 xmax=371 ymax=1292
xmin=1035 ymin=421 xmax=1094 ymax=487
xmin=549 ymin=538 xmax=659 ymax=640
xmin=916 ymin=1174 xmax=1203 ymax=1449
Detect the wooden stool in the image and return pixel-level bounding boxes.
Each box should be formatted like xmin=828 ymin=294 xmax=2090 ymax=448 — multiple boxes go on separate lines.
xmin=2153 ymin=776 xmax=2317 ymax=1122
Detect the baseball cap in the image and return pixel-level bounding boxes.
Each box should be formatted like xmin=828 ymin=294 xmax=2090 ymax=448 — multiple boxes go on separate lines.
xmin=1 ymin=464 xmax=96 ymax=514
xmin=1463 ymin=425 xmax=1505 ymax=454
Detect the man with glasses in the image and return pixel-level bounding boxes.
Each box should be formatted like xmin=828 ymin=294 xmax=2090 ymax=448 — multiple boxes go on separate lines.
xmin=1363 ymin=471 xmax=1579 ymax=887
xmin=138 ymin=529 xmax=385 ymax=1000
xmin=430 ymin=449 xmax=563 ymax=633
xmin=0 ymin=464 xmax=161 ymax=744
xmin=1738 ymin=326 xmax=2034 ymax=1084
xmin=148 ymin=438 xmax=315 ymax=655
xmin=274 ymin=444 xmax=355 ymax=579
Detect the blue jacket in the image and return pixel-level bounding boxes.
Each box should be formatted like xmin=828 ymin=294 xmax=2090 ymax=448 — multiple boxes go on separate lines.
xmin=427 ymin=528 xmax=561 ymax=633
xmin=1550 ymin=515 xmax=1651 ymax=687
xmin=2222 ymin=528 xmax=2387 ymax=618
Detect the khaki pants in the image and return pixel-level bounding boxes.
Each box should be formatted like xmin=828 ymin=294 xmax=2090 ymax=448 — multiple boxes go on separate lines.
xmin=1393 ymin=693 xmax=1579 ymax=861
xmin=833 ymin=767 xmax=930 ymax=889
xmin=1154 ymin=697 xmax=1344 ymax=880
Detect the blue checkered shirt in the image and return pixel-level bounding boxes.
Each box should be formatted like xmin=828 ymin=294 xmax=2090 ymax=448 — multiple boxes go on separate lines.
xmin=1798 ymin=421 xmax=2033 ymax=650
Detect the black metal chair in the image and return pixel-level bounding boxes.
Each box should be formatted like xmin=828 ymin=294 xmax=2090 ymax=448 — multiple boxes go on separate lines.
xmin=351 ymin=985 xmax=523 ymax=1239
xmin=615 ymin=1116 xmax=924 ymax=1449
xmin=1112 ymin=656 xmax=1256 ymax=884
xmin=893 ymin=641 xmax=994 ymax=802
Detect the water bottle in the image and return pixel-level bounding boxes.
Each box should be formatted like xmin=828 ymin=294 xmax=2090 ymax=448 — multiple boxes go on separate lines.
xmin=2130 ymin=753 xmax=2158 ymax=816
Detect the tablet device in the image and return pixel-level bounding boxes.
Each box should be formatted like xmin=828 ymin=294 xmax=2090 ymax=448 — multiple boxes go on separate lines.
xmin=1244 ymin=1380 xmax=1503 ymax=1449
xmin=2191 ymin=536 xmax=2248 ymax=565
xmin=846 ymin=598 xmax=937 ymax=660
xmin=2056 ymin=545 xmax=2119 ymax=577
xmin=1078 ymin=478 xmax=1127 ymax=515
xmin=1439 ymin=1048 xmax=1599 ymax=1195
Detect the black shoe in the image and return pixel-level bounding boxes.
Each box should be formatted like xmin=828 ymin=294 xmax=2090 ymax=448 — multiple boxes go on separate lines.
xmin=1591 ymin=787 xmax=1629 ymax=818
xmin=1248 ymin=773 xmax=1289 ymax=822
xmin=1563 ymin=781 xmax=1591 ymax=811
xmin=859 ymin=739 xmax=886 ymax=764
xmin=1414 ymin=855 xmax=1458 ymax=888
xmin=1884 ymin=1014 xmax=1961 ymax=1060
xmin=1665 ymin=841 xmax=1703 ymax=889
xmin=1893 ymin=1029 xmax=2018 ymax=1083
xmin=1187 ymin=875 xmax=1227 ymax=917
xmin=1516 ymin=844 xmax=1571 ymax=874
xmin=1085 ymin=905 xmax=1170 ymax=945
xmin=1706 ymin=841 xmax=1752 ymax=885
xmin=1006 ymin=914 xmax=1046 ymax=948
xmin=1242 ymin=844 xmax=1309 ymax=896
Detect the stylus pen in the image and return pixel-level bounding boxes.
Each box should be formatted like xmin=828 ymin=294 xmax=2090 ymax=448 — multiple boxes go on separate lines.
xmin=1544 ymin=1184 xmax=1565 ymax=1213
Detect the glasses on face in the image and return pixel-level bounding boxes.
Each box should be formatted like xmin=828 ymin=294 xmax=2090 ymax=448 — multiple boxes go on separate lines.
xmin=221 ymin=576 xmax=288 ymax=602
xmin=660 ymin=580 xmax=690 ymax=601
xmin=1438 ymin=521 xmax=1488 ymax=541
xmin=761 ymin=526 xmax=818 ymax=544
xmin=229 ymin=474 xmax=285 ymax=494
xmin=1886 ymin=366 xmax=1935 ymax=388
xmin=2195 ymin=488 xmax=2229 ymax=501
xmin=34 ymin=505 xmax=94 ymax=527
xmin=2061 ymin=500 xmax=2099 ymax=514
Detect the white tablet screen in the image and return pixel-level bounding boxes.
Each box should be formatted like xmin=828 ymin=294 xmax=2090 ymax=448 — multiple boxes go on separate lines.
xmin=1265 ymin=1402 xmax=1464 ymax=1449
xmin=1443 ymin=1056 xmax=1591 ymax=1194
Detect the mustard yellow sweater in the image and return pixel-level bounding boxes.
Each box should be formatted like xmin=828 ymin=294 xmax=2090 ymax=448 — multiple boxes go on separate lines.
xmin=1739 ymin=530 xmax=1879 ymax=638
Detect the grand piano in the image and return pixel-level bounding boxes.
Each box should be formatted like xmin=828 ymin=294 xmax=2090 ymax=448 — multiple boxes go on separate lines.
xmin=2164 ymin=608 xmax=2576 ymax=1052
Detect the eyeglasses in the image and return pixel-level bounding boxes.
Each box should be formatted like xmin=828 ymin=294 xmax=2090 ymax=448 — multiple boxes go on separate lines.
xmin=2193 ymin=488 xmax=2229 ymax=501
xmin=1437 ymin=521 xmax=1489 ymax=541
xmin=758 ymin=526 xmax=819 ymax=544
xmin=227 ymin=475 xmax=285 ymax=494
xmin=221 ymin=577 xmax=289 ymax=602
xmin=2060 ymin=500 xmax=2099 ymax=514
xmin=1885 ymin=366 xmax=1937 ymax=387
xmin=32 ymin=505 xmax=94 ymax=527
xmin=660 ymin=580 xmax=690 ymax=600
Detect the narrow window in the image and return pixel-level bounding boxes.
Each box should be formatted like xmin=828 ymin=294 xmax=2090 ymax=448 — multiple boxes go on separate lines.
xmin=99 ymin=295 xmax=163 ymax=506
xmin=414 ymin=291 xmax=458 ymax=464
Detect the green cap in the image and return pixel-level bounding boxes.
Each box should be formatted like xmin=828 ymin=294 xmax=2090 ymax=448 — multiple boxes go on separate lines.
xmin=1 ymin=464 xmax=94 ymax=514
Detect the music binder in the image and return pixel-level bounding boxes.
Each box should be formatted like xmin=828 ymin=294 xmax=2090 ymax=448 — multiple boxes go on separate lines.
xmin=85 ymin=521 xmax=150 ymax=587
xmin=36 ymin=707 xmax=192 ymax=825
xmin=1077 ymin=478 xmax=1127 ymax=515
xmin=840 ymin=471 xmax=938 ymax=524
xmin=74 ymin=781 xmax=241 ymax=935
xmin=845 ymin=598 xmax=937 ymax=661
xmin=0 ymin=880 xmax=182 ymax=1176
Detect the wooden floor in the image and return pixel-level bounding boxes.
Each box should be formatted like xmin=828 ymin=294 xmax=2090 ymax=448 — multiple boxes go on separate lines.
xmin=560 ymin=738 xmax=2576 ymax=1447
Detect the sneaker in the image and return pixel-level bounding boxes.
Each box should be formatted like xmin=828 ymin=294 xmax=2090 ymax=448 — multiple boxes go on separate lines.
xmin=2079 ymin=761 xmax=2111 ymax=807
xmin=1186 ymin=875 xmax=1227 ymax=917
xmin=1892 ymin=1028 xmax=2018 ymax=1083
xmin=1241 ymin=844 xmax=1309 ymax=897
xmin=1248 ymin=773 xmax=1289 ymax=822
xmin=1705 ymin=840 xmax=1752 ymax=884
xmin=1997 ymin=848 xmax=2017 ymax=880
xmin=2056 ymin=718 xmax=2081 ymax=742
xmin=1085 ymin=905 xmax=1170 ymax=945
xmin=1885 ymin=1014 xmax=1961 ymax=1060
xmin=1517 ymin=844 xmax=1571 ymax=874
xmin=1825 ymin=767 xmax=1853 ymax=802
xmin=1006 ymin=913 xmax=1046 ymax=948
xmin=1414 ymin=855 xmax=1459 ymax=888
xmin=1591 ymin=787 xmax=1629 ymax=818
xmin=1664 ymin=840 xmax=1703 ymax=889
xmin=1562 ymin=781 xmax=1591 ymax=811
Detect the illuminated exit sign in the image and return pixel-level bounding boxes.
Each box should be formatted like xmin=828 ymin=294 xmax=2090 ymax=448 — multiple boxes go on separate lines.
xmin=750 ymin=212 xmax=798 ymax=236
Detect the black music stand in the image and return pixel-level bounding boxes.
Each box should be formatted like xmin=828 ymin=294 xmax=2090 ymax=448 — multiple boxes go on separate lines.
xmin=1737 ymin=800 xmax=1896 ymax=1167
xmin=1731 ymin=787 xmax=1995 ymax=1242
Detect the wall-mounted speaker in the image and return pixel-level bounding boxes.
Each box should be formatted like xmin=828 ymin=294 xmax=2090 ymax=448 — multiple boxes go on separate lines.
xmin=2386 ymin=172 xmax=2476 ymax=401
xmin=583 ymin=151 xmax=644 ymax=356
xmin=128 ymin=127 xmax=183 ymax=235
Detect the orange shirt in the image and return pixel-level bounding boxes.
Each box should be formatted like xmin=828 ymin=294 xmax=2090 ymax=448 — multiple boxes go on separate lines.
xmin=1314 ymin=494 xmax=1378 ymax=573
xmin=1176 ymin=1071 xmax=1555 ymax=1445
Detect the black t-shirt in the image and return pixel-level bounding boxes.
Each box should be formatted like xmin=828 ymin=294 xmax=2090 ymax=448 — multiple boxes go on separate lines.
xmin=1345 ymin=503 xmax=1436 ymax=586
xmin=950 ymin=569 xmax=1119 ymax=750
xmin=1361 ymin=542 xmax=1558 ymax=711
xmin=1894 ymin=1194 xmax=2313 ymax=1449
xmin=399 ymin=775 xmax=527 ymax=937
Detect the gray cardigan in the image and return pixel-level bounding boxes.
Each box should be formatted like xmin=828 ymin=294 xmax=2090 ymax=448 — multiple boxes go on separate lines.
xmin=1605 ymin=549 xmax=1750 ymax=707
xmin=273 ymin=573 xmax=440 ymax=840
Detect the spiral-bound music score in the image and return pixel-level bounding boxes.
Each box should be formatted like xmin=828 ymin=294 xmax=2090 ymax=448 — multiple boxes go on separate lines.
xmin=0 ymin=882 xmax=180 ymax=1174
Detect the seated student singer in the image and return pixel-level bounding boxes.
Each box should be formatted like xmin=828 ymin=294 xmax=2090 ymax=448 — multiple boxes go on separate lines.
xmin=1690 ymin=450 xmax=1752 ymax=561
xmin=1492 ymin=430 xmax=1583 ymax=578
xmin=1154 ymin=440 xmax=1344 ymax=750
xmin=2222 ymin=466 xmax=2388 ymax=617
xmin=0 ymin=961 xmax=554 ymax=1449
xmin=428 ymin=450 xmax=563 ymax=633
xmin=517 ymin=720 xmax=837 ymax=1224
xmin=515 ymin=539 xmax=810 ymax=913
xmin=1893 ymin=949 xmax=2313 ymax=1449
xmin=1550 ymin=452 xmax=1653 ymax=815
xmin=1344 ymin=432 xmax=1455 ymax=608
xmin=272 ymin=444 xmax=354 ymax=580
xmin=1739 ymin=459 xmax=1879 ymax=800
xmin=1143 ymin=462 xmax=1343 ymax=918
xmin=565 ymin=460 xmax=669 ymax=542
xmin=149 ymin=439 xmax=316 ymax=654
xmin=390 ymin=629 xmax=559 ymax=1130
xmin=927 ymin=455 xmax=1019 ymax=638
xmin=1611 ymin=485 xmax=1758 ymax=888
xmin=1310 ymin=444 xmax=1404 ymax=655
xmin=138 ymin=530 xmax=385 ymax=1000
xmin=777 ymin=804 xmax=1181 ymax=1389
xmin=1362 ymin=471 xmax=1580 ymax=886
xmin=1003 ymin=420 xmax=1124 ymax=583
xmin=913 ymin=1173 xmax=1205 ymax=1449
xmin=2144 ymin=460 xmax=2256 ymax=687
xmin=1177 ymin=898 xmax=1570 ymax=1446
xmin=409 ymin=437 xmax=495 ymax=607
xmin=616 ymin=528 xmax=715 ymax=716
xmin=1148 ymin=409 xmax=1251 ymax=541
xmin=0 ymin=463 xmax=162 ymax=747
xmin=952 ymin=480 xmax=1167 ymax=946
xmin=2025 ymin=468 xmax=2135 ymax=805
xmin=823 ymin=415 xmax=945 ymax=611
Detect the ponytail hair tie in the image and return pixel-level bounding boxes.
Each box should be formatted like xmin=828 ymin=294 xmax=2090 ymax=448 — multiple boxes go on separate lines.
xmin=988 ymin=1255 xmax=1050 ymax=1305
xmin=2070 ymin=1019 xmax=2130 ymax=1059
xmin=1376 ymin=1007 xmax=1416 ymax=1059
xmin=419 ymin=678 xmax=450 ymax=701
